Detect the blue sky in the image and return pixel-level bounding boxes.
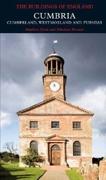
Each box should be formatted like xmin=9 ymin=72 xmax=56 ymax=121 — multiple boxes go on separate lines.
xmin=1 ymin=33 xmax=106 ymax=157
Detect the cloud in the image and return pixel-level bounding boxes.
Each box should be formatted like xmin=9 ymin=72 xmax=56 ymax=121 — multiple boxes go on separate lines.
xmin=1 ymin=78 xmax=43 ymax=114
xmin=0 ymin=112 xmax=12 ymax=128
xmin=93 ymin=129 xmax=106 ymax=157
xmin=73 ymin=86 xmax=106 ymax=135
xmin=1 ymin=34 xmax=106 ymax=98
xmin=1 ymin=34 xmax=46 ymax=85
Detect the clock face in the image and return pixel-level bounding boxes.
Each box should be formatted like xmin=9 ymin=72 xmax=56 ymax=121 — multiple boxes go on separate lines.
xmin=50 ymin=81 xmax=60 ymax=92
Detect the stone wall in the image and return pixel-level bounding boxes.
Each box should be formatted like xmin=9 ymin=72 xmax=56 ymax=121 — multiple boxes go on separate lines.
xmin=80 ymin=159 xmax=106 ymax=180
xmin=99 ymin=160 xmax=106 ymax=180
xmin=83 ymin=164 xmax=99 ymax=180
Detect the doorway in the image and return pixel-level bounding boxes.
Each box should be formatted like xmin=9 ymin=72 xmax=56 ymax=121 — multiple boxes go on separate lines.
xmin=51 ymin=144 xmax=61 ymax=165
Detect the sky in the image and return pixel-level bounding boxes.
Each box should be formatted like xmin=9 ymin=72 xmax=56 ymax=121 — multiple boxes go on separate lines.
xmin=0 ymin=33 xmax=106 ymax=157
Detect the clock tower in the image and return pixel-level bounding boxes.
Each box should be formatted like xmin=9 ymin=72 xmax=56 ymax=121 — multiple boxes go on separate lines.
xmin=43 ymin=53 xmax=67 ymax=100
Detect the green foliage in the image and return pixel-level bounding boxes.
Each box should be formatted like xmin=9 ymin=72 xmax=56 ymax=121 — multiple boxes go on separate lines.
xmin=66 ymin=168 xmax=84 ymax=180
xmin=0 ymin=162 xmax=45 ymax=180
xmin=22 ymin=148 xmax=44 ymax=167
xmin=0 ymin=151 xmax=19 ymax=162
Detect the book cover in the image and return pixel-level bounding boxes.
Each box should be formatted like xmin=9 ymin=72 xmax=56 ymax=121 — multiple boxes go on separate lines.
xmin=0 ymin=0 xmax=106 ymax=179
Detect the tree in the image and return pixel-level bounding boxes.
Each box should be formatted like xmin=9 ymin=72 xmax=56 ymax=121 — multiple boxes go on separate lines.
xmin=0 ymin=151 xmax=19 ymax=162
xmin=4 ymin=142 xmax=17 ymax=154
xmin=1 ymin=142 xmax=19 ymax=162
xmin=22 ymin=148 xmax=44 ymax=167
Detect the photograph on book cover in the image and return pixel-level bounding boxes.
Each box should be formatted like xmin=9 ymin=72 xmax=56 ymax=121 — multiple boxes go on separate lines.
xmin=1 ymin=33 xmax=106 ymax=179
xmin=0 ymin=1 xmax=106 ymax=180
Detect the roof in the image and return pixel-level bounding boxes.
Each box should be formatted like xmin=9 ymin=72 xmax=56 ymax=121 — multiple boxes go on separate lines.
xmin=17 ymin=97 xmax=94 ymax=116
xmin=48 ymin=53 xmax=59 ymax=57
xmin=44 ymin=53 xmax=64 ymax=65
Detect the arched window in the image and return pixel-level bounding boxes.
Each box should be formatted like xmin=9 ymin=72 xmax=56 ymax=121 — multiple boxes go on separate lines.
xmin=51 ymin=144 xmax=60 ymax=151
xmin=30 ymin=141 xmax=38 ymax=153
xmin=73 ymin=141 xmax=81 ymax=156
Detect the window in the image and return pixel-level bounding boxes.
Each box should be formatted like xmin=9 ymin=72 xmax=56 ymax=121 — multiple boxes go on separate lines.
xmin=52 ymin=60 xmax=56 ymax=74
xmin=51 ymin=121 xmax=59 ymax=128
xmin=30 ymin=141 xmax=38 ymax=152
xmin=51 ymin=144 xmax=60 ymax=151
xmin=58 ymin=61 xmax=60 ymax=71
xmin=73 ymin=141 xmax=81 ymax=156
xmin=48 ymin=61 xmax=51 ymax=74
xmin=30 ymin=121 xmax=38 ymax=128
xmin=73 ymin=121 xmax=81 ymax=129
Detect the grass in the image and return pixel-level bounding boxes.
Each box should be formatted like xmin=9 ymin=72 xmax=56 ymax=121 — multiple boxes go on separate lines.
xmin=0 ymin=162 xmax=45 ymax=180
xmin=66 ymin=168 xmax=84 ymax=180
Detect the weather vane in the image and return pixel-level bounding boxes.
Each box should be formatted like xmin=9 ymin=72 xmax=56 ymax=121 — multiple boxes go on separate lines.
xmin=52 ymin=40 xmax=58 ymax=53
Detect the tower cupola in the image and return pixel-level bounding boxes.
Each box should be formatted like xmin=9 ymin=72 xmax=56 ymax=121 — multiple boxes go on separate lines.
xmin=43 ymin=52 xmax=67 ymax=100
xmin=44 ymin=53 xmax=64 ymax=75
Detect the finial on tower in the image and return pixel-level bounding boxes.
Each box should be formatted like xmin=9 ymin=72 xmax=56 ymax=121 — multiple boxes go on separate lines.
xmin=52 ymin=40 xmax=58 ymax=53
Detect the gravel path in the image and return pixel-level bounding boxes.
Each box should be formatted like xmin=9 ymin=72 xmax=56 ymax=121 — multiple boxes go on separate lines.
xmin=40 ymin=166 xmax=69 ymax=180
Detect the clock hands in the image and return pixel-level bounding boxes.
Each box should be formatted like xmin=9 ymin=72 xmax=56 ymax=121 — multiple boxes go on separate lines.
xmin=50 ymin=81 xmax=60 ymax=92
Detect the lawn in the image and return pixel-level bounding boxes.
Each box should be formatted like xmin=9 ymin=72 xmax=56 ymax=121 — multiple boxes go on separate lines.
xmin=66 ymin=168 xmax=84 ymax=180
xmin=0 ymin=162 xmax=45 ymax=180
